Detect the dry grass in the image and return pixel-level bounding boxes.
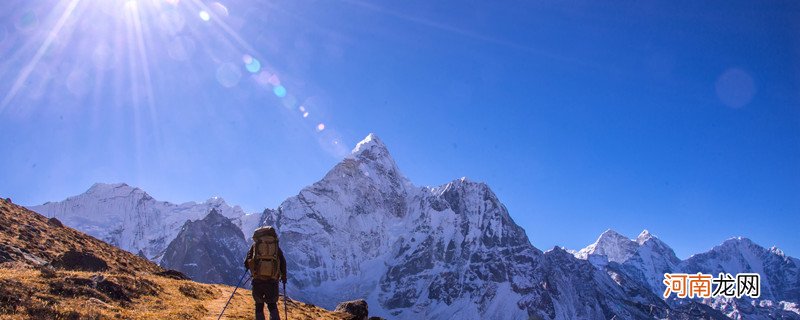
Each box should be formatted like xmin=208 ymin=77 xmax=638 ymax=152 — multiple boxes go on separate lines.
xmin=0 ymin=199 xmax=159 ymax=274
xmin=0 ymin=199 xmax=348 ymax=320
xmin=0 ymin=266 xmax=347 ymax=319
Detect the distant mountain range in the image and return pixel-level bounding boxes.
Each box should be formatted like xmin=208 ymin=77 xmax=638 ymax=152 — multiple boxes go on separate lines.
xmin=29 ymin=182 xmax=261 ymax=263
xmin=0 ymin=198 xmax=349 ymax=319
xmin=28 ymin=134 xmax=800 ymax=319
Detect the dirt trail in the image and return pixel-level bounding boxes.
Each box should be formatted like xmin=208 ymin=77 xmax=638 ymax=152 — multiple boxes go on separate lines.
xmin=204 ymin=284 xmax=246 ymax=320
xmin=203 ymin=283 xmax=348 ymax=320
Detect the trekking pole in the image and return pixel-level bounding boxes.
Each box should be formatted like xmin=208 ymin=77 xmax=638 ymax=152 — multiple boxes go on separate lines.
xmin=283 ymin=281 xmax=288 ymax=320
xmin=217 ymin=270 xmax=250 ymax=320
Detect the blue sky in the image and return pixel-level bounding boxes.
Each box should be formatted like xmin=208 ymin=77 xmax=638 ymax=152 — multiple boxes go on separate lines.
xmin=1 ymin=0 xmax=798 ymax=258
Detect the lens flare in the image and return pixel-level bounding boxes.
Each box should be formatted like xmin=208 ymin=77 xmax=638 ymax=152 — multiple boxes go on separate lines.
xmin=243 ymin=54 xmax=261 ymax=73
xmin=15 ymin=11 xmax=39 ymax=32
xmin=253 ymin=71 xmax=271 ymax=85
xmin=316 ymin=123 xmax=325 ymax=131
xmin=273 ymin=85 xmax=286 ymax=97
xmin=268 ymin=74 xmax=280 ymax=86
xmin=210 ymin=2 xmax=229 ymax=18
xmin=715 ymin=68 xmax=756 ymax=109
xmin=198 ymin=11 xmax=210 ymax=21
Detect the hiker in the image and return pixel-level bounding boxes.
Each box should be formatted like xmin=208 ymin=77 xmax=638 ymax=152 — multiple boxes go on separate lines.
xmin=244 ymin=226 xmax=287 ymax=320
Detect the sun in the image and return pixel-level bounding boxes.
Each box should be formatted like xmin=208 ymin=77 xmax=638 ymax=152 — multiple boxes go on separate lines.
xmin=1 ymin=0 xmax=344 ymax=156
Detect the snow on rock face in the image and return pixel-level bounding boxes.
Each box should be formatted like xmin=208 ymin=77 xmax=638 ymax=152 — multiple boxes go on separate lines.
xmin=575 ymin=229 xmax=681 ymax=293
xmin=28 ymin=183 xmax=247 ymax=262
xmin=681 ymin=238 xmax=800 ymax=303
xmin=576 ymin=229 xmax=641 ymax=263
xmin=674 ymin=238 xmax=800 ymax=319
xmin=260 ymin=134 xmax=676 ymax=320
xmin=27 ymin=134 xmax=800 ymax=319
xmin=575 ymin=230 xmax=800 ymax=319
xmin=377 ymin=178 xmax=541 ymax=317
xmin=525 ymin=247 xmax=673 ymax=320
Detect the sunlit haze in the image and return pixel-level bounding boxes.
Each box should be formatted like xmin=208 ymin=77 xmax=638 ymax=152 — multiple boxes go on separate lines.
xmin=1 ymin=0 xmax=798 ymax=258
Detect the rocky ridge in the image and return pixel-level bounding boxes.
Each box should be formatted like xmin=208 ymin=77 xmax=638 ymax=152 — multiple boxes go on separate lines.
xmin=25 ymin=134 xmax=800 ymax=319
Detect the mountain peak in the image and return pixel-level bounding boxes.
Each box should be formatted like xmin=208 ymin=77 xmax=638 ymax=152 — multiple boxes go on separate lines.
xmin=88 ymin=182 xmax=131 ymax=191
xmin=86 ymin=182 xmax=144 ymax=198
xmin=636 ymin=229 xmax=653 ymax=244
xmin=435 ymin=177 xmax=492 ymax=197
xmin=770 ymin=246 xmax=786 ymax=257
xmin=204 ymin=208 xmax=225 ymax=221
xmin=332 ymin=133 xmax=408 ymax=187
xmin=577 ymin=229 xmax=639 ymax=263
xmin=719 ymin=237 xmax=757 ymax=250
xmin=599 ymin=229 xmax=627 ymax=240
xmin=204 ymin=196 xmax=228 ymax=206
xmin=351 ymin=133 xmax=387 ymax=155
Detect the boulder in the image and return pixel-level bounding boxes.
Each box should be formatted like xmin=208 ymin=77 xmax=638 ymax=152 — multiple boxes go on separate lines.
xmin=155 ymin=269 xmax=191 ymax=280
xmin=0 ymin=245 xmax=13 ymax=263
xmin=51 ymin=250 xmax=108 ymax=272
xmin=47 ymin=217 xmax=63 ymax=228
xmin=334 ymin=299 xmax=368 ymax=320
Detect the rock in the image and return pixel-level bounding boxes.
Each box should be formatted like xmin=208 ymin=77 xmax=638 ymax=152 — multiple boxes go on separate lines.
xmin=159 ymin=209 xmax=248 ymax=285
xmin=38 ymin=266 xmax=58 ymax=278
xmin=47 ymin=217 xmax=63 ymax=228
xmin=334 ymin=299 xmax=368 ymax=320
xmin=155 ymin=269 xmax=191 ymax=281
xmin=0 ymin=245 xmax=13 ymax=263
xmin=51 ymin=250 xmax=108 ymax=272
xmin=94 ymin=277 xmax=130 ymax=303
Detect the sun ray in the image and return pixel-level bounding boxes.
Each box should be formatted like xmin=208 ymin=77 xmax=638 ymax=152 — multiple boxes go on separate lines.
xmin=185 ymin=0 xmax=260 ymax=59
xmin=128 ymin=0 xmax=163 ymax=151
xmin=1 ymin=0 xmax=82 ymax=112
xmin=2 ymin=0 xmax=344 ymax=158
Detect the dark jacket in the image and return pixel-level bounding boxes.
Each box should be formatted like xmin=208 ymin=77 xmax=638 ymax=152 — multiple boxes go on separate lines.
xmin=244 ymin=245 xmax=287 ymax=280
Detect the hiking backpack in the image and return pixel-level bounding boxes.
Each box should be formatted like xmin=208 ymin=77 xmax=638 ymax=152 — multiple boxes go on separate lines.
xmin=250 ymin=226 xmax=281 ymax=280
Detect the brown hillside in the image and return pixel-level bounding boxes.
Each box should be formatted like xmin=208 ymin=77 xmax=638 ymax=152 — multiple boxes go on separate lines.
xmin=0 ymin=198 xmax=161 ymax=274
xmin=0 ymin=198 xmax=347 ymax=320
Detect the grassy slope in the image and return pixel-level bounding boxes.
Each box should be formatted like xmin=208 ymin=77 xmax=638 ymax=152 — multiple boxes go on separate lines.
xmin=0 ymin=198 xmax=346 ymax=320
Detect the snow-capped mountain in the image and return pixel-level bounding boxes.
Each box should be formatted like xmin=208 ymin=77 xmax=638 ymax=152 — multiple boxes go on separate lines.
xmin=160 ymin=209 xmax=249 ymax=285
xmin=26 ymin=134 xmax=800 ymax=319
xmin=28 ymin=183 xmax=252 ymax=262
xmin=681 ymin=238 xmax=800 ymax=303
xmin=574 ymin=230 xmax=800 ymax=319
xmin=576 ymin=229 xmax=644 ymax=263
xmin=680 ymin=238 xmax=800 ymax=319
xmin=577 ymin=229 xmax=682 ymax=295
xmin=256 ymin=134 xmax=688 ymax=319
